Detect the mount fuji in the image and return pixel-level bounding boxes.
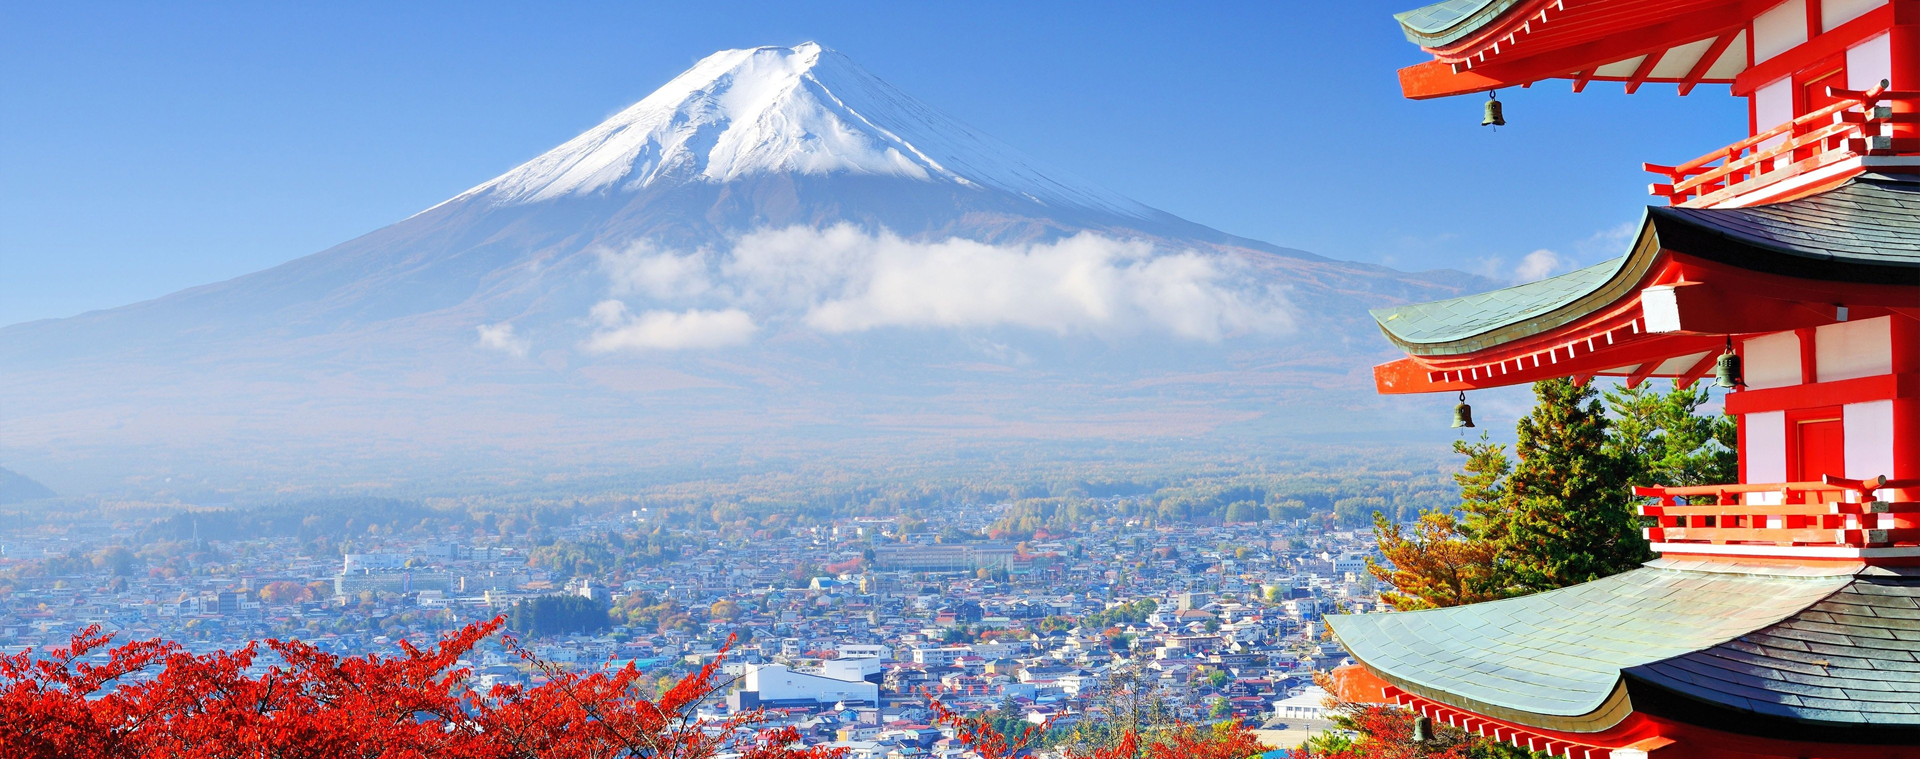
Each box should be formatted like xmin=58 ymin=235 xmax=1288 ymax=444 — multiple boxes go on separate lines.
xmin=0 ymin=43 xmax=1489 ymax=497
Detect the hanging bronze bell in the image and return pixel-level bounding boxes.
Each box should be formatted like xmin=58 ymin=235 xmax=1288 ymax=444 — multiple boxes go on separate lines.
xmin=1412 ymin=715 xmax=1433 ymax=743
xmin=1451 ymin=391 xmax=1475 ymax=428
xmin=1715 ymin=347 xmax=1743 ymax=389
xmin=1482 ymin=92 xmax=1505 ymax=127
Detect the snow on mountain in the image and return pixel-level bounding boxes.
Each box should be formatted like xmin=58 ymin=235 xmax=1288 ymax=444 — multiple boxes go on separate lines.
xmin=449 ymin=43 xmax=1151 ymax=218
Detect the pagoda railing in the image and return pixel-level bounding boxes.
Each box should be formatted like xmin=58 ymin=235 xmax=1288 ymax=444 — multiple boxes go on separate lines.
xmin=1634 ymin=475 xmax=1920 ymax=548
xmin=1644 ymin=81 xmax=1918 ymax=207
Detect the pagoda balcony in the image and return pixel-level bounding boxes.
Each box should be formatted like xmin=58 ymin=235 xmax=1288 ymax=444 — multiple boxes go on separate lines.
xmin=1644 ymin=82 xmax=1918 ymax=208
xmin=1634 ymin=476 xmax=1920 ymax=555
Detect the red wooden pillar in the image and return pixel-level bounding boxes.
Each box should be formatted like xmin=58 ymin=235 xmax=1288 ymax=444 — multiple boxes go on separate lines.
xmin=1895 ymin=1 xmax=1920 ymax=143
xmin=1892 ymin=315 xmax=1920 ymax=503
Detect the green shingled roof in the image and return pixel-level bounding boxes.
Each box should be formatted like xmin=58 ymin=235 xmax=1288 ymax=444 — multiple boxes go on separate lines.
xmin=1327 ymin=561 xmax=1853 ymax=733
xmin=1394 ymin=0 xmax=1526 ymax=47
xmin=1370 ymin=175 xmax=1920 ymax=358
xmin=1370 ymin=256 xmax=1629 ymax=355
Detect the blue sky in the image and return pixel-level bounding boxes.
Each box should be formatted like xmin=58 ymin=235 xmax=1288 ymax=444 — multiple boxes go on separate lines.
xmin=0 ymin=2 xmax=1747 ymax=328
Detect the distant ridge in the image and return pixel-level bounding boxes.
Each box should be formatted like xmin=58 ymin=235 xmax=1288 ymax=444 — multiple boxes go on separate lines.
xmin=0 ymin=467 xmax=56 ymax=505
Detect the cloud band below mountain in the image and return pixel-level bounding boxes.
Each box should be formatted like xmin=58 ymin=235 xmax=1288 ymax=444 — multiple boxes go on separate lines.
xmin=586 ymin=224 xmax=1294 ymax=351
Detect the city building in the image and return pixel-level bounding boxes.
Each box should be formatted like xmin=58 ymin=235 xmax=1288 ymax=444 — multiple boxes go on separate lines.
xmin=871 ymin=544 xmax=1016 ymax=572
xmin=729 ymin=662 xmax=881 ymax=710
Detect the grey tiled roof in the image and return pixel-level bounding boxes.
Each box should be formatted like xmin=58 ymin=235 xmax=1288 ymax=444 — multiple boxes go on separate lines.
xmin=1627 ymin=570 xmax=1920 ymax=729
xmin=1331 ymin=561 xmax=1920 ymax=741
xmin=1393 ymin=0 xmax=1525 ymax=47
xmin=1327 ymin=562 xmax=1850 ymax=732
xmin=1650 ymin=173 xmax=1920 ymax=274
xmin=1371 ymin=174 xmax=1920 ymax=357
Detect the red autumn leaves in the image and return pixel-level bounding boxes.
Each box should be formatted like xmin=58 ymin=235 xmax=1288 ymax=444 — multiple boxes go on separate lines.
xmin=0 ymin=617 xmax=836 ymax=759
xmin=3 ymin=616 xmax=1276 ymax=758
xmin=927 ymin=698 xmax=1267 ymax=759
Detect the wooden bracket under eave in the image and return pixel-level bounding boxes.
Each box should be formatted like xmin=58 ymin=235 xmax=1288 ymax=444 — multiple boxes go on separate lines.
xmin=1398 ymin=60 xmax=1509 ymax=99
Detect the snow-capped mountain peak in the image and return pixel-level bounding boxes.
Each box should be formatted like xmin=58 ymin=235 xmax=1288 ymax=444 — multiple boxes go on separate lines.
xmin=454 ymin=43 xmax=1150 ymax=217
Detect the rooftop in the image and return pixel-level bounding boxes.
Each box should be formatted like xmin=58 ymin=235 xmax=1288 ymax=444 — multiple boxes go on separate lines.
xmin=1328 ymin=559 xmax=1920 ymax=743
xmin=1370 ymin=173 xmax=1920 ymax=359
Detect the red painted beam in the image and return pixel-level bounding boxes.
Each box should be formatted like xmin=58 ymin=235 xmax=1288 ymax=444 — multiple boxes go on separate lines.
xmin=1374 ymin=332 xmax=1728 ymax=394
xmin=1723 ymin=373 xmax=1920 ymax=415
xmin=1624 ymin=49 xmax=1668 ymax=94
xmin=1895 ymin=1 xmax=1920 ymax=143
xmin=1678 ymin=32 xmax=1739 ymax=96
xmin=1676 ymin=351 xmax=1720 ymax=389
xmin=1626 ymin=359 xmax=1662 ymax=389
xmin=1402 ymin=7 xmax=1750 ymax=99
xmin=1397 ymin=61 xmax=1514 ymax=99
xmin=1641 ymin=281 xmax=1848 ymax=336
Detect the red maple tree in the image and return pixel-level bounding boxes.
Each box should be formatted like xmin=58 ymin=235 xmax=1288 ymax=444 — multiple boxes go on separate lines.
xmin=0 ymin=617 xmax=840 ymax=759
xmin=4 ymin=618 xmax=1280 ymax=759
xmin=929 ymin=698 xmax=1266 ymax=759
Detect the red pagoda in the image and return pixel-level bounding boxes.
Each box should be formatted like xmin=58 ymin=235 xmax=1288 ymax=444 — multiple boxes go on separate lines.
xmin=1325 ymin=2 xmax=1920 ymax=758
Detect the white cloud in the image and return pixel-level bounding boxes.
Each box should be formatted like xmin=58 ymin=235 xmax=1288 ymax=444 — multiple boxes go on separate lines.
xmin=475 ymin=322 xmax=530 ymax=358
xmin=1512 ymin=249 xmax=1573 ymax=283
xmin=580 ymin=225 xmax=1295 ymax=352
xmin=583 ymin=301 xmax=757 ymax=352
xmin=1577 ymin=220 xmax=1639 ymax=257
xmin=728 ymin=225 xmax=1293 ymax=340
xmin=599 ymin=240 xmax=714 ymax=300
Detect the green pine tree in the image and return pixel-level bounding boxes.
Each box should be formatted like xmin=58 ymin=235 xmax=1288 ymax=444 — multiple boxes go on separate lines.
xmin=1503 ymin=378 xmax=1649 ymax=591
xmin=1604 ymin=380 xmax=1737 ymax=494
xmin=1453 ymin=434 xmax=1514 ymax=547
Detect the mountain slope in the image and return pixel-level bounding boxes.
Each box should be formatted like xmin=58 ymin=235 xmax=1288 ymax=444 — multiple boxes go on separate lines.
xmin=0 ymin=43 xmax=1491 ymax=496
xmin=0 ymin=467 xmax=57 ymax=505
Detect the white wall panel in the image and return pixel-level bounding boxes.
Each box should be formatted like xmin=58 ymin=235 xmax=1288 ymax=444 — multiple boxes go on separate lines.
xmin=1845 ymin=401 xmax=1895 ymax=497
xmin=1848 ymin=33 xmax=1893 ymax=89
xmin=1593 ymin=56 xmax=1647 ymax=78
xmin=1816 ymin=316 xmax=1893 ymax=382
xmin=1824 ymin=0 xmax=1887 ymax=31
xmin=1743 ymin=331 xmax=1803 ymax=389
xmin=1653 ymin=351 xmax=1712 ymax=375
xmin=1745 ymin=410 xmax=1787 ymax=502
xmin=1652 ymin=38 xmax=1714 ymax=78
xmin=1754 ymin=0 xmax=1809 ymax=62
xmin=1755 ymin=78 xmax=1796 ymax=143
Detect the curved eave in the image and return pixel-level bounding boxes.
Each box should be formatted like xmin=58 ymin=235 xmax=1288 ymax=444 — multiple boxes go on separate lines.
xmin=1374 ymin=175 xmax=1920 ymax=359
xmin=1327 ymin=563 xmax=1855 ymax=735
xmin=1370 ymin=220 xmax=1661 ymax=358
xmin=1394 ymin=0 xmax=1535 ymax=50
xmin=1342 ymin=641 xmax=1639 ymax=734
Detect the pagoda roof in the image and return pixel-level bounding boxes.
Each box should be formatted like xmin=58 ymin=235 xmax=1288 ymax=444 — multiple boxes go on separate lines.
xmin=1393 ymin=0 xmax=1527 ymax=48
xmin=1390 ymin=0 xmax=1773 ymax=99
xmin=1371 ymin=174 xmax=1920 ymax=359
xmin=1371 ymin=256 xmax=1635 ymax=357
xmin=1652 ymin=173 xmax=1920 ymax=280
xmin=1328 ymin=560 xmax=1920 ymax=743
